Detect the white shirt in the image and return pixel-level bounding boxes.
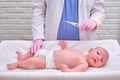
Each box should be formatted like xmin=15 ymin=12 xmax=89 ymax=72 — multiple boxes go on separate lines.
xmin=32 ymin=0 xmax=105 ymax=40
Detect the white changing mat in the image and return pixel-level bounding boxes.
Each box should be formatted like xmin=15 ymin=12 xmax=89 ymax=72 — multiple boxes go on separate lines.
xmin=0 ymin=39 xmax=120 ymax=80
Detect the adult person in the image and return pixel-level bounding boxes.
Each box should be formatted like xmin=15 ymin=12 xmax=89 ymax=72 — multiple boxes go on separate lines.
xmin=30 ymin=0 xmax=105 ymax=53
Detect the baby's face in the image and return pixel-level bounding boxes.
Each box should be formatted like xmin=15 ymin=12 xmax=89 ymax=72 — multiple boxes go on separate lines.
xmin=87 ymin=47 xmax=109 ymax=68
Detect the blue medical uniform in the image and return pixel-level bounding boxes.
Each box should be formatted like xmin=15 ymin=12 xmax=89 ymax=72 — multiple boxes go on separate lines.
xmin=57 ymin=0 xmax=79 ymax=40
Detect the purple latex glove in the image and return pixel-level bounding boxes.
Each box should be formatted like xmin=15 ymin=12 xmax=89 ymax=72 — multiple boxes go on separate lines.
xmin=29 ymin=39 xmax=45 ymax=54
xmin=79 ymin=19 xmax=97 ymax=32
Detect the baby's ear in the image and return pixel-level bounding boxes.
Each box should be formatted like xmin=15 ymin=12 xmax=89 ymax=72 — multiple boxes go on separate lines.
xmin=89 ymin=48 xmax=93 ymax=52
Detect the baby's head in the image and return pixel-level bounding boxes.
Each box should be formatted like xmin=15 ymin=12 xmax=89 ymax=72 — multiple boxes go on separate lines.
xmin=87 ymin=47 xmax=109 ymax=68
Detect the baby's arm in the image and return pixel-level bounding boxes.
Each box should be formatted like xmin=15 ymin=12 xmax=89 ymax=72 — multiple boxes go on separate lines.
xmin=58 ymin=40 xmax=67 ymax=49
xmin=70 ymin=63 xmax=88 ymax=72
xmin=60 ymin=63 xmax=88 ymax=72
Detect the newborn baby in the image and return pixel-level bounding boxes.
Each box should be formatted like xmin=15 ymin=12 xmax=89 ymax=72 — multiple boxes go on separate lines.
xmin=7 ymin=40 xmax=109 ymax=72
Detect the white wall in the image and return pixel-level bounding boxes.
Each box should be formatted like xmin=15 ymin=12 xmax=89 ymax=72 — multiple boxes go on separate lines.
xmin=96 ymin=0 xmax=120 ymax=43
xmin=0 ymin=0 xmax=120 ymax=43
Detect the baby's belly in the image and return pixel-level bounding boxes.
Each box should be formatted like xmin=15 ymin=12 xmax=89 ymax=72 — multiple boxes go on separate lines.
xmin=53 ymin=51 xmax=79 ymax=69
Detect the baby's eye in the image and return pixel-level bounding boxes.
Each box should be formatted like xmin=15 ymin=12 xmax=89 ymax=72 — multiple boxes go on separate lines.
xmin=97 ymin=52 xmax=100 ymax=55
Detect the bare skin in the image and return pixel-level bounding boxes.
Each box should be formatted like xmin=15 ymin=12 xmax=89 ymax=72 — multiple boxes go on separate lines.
xmin=7 ymin=40 xmax=109 ymax=72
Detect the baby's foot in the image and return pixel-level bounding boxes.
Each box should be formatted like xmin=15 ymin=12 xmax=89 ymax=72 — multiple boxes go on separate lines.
xmin=16 ymin=51 xmax=24 ymax=61
xmin=7 ymin=62 xmax=18 ymax=70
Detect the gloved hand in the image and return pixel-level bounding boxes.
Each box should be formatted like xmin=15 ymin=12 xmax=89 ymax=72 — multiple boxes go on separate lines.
xmin=29 ymin=39 xmax=45 ymax=54
xmin=79 ymin=19 xmax=97 ymax=32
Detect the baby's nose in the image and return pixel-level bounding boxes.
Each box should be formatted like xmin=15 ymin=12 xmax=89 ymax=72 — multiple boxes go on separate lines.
xmin=97 ymin=55 xmax=102 ymax=61
xmin=95 ymin=57 xmax=99 ymax=61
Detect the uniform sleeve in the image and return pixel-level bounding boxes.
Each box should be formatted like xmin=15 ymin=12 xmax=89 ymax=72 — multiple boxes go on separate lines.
xmin=32 ymin=0 xmax=46 ymax=40
xmin=90 ymin=0 xmax=105 ymax=27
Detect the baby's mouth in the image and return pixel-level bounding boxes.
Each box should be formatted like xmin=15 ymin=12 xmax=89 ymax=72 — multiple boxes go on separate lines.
xmin=93 ymin=58 xmax=97 ymax=62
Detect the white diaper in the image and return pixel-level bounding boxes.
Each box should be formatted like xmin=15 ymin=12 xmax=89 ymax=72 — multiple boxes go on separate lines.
xmin=35 ymin=49 xmax=56 ymax=69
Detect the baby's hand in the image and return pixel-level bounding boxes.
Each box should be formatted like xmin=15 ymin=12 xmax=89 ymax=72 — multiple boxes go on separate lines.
xmin=58 ymin=40 xmax=67 ymax=49
xmin=59 ymin=64 xmax=70 ymax=72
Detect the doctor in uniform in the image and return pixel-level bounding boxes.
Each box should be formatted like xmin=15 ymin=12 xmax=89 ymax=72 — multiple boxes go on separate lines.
xmin=30 ymin=0 xmax=105 ymax=53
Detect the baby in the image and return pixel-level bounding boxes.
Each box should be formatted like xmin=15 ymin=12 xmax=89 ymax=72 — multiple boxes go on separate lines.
xmin=7 ymin=40 xmax=109 ymax=72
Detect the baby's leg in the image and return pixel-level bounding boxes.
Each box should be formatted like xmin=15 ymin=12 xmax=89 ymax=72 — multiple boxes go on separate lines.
xmin=7 ymin=56 xmax=46 ymax=70
xmin=7 ymin=62 xmax=18 ymax=70
xmin=18 ymin=56 xmax=46 ymax=69
xmin=16 ymin=51 xmax=34 ymax=61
